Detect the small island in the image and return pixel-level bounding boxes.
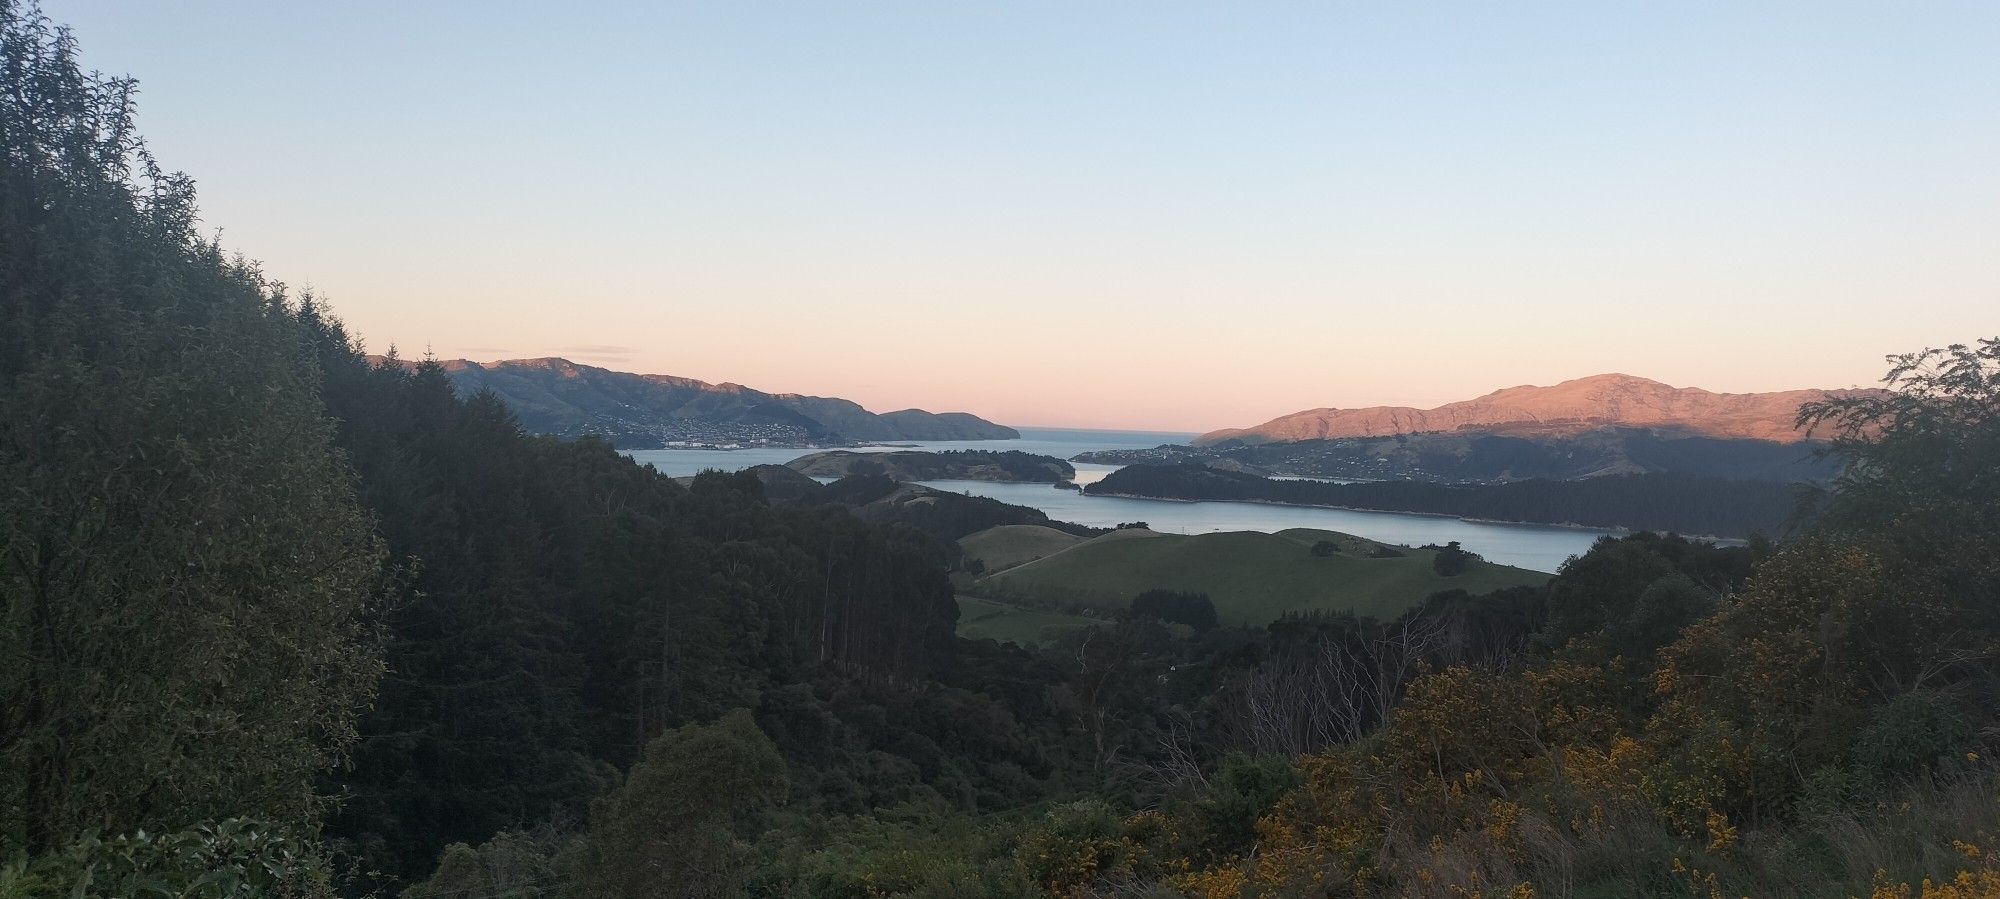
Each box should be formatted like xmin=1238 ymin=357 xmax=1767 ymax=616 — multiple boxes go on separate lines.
xmin=786 ymin=449 xmax=1077 ymax=483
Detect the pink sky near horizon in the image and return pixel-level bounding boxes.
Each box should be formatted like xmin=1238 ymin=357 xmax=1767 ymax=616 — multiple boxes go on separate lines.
xmin=401 ymin=342 xmax=1902 ymax=435
xmin=51 ymin=1 xmax=2000 ymax=432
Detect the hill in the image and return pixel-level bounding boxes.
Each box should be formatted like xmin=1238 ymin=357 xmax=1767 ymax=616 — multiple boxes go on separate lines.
xmin=789 ymin=449 xmax=1074 ymax=483
xmin=1088 ymin=462 xmax=1803 ymax=538
xmin=1078 ymin=426 xmax=1841 ymax=484
xmin=975 ymin=528 xmax=1549 ymax=625
xmin=824 ymin=477 xmax=1103 ymax=544
xmin=367 ymin=355 xmax=1016 ymax=447
xmin=1197 ymin=373 xmax=1882 ymax=446
xmin=958 ymin=524 xmax=1088 ymax=572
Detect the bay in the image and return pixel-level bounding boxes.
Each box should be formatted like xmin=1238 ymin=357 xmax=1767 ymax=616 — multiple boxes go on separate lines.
xmin=625 ymin=426 xmax=1611 ymax=573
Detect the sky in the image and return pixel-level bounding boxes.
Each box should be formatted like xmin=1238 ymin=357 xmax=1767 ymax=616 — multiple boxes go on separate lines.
xmin=47 ymin=1 xmax=2000 ymax=431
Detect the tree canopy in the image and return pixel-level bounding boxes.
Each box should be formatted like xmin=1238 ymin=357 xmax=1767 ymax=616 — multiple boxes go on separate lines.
xmin=1 ymin=0 xmax=382 ymax=855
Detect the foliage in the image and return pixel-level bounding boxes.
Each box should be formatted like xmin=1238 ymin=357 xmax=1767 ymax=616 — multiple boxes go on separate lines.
xmin=0 ymin=819 xmax=336 ymax=899
xmin=1801 ymin=340 xmax=2000 ymax=534
xmin=1539 ymin=531 xmax=1752 ymax=654
xmin=748 ymin=805 xmax=1039 ymax=899
xmin=1153 ymin=340 xmax=2000 ymax=896
xmin=0 ymin=0 xmax=383 ymax=853
xmin=1430 ymin=540 xmax=1478 ymax=576
xmin=1013 ymin=801 xmax=1181 ymax=898
xmin=569 ymin=710 xmax=788 ymax=899
xmin=1801 ymin=339 xmax=2000 ymax=632
xmin=396 ymin=829 xmax=571 ymax=899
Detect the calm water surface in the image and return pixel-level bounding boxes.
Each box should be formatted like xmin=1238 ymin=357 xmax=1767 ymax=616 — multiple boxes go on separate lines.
xmin=625 ymin=427 xmax=1610 ymax=573
xmin=624 ymin=426 xmax=1175 ymax=479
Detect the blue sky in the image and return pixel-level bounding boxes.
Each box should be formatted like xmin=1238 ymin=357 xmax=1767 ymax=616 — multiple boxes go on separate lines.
xmin=47 ymin=1 xmax=2000 ymax=429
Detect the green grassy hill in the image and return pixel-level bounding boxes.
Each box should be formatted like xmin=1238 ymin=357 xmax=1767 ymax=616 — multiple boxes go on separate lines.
xmin=958 ymin=524 xmax=1088 ymax=572
xmin=976 ymin=527 xmax=1549 ymax=625
xmin=955 ymin=595 xmax=1107 ymax=645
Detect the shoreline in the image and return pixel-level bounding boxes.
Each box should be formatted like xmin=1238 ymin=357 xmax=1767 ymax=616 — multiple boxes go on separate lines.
xmin=1075 ymin=488 xmax=1742 ymax=543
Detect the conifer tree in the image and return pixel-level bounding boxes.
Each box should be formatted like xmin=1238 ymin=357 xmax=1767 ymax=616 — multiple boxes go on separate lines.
xmin=0 ymin=0 xmax=385 ymax=852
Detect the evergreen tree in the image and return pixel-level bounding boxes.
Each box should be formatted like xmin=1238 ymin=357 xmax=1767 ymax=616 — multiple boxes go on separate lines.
xmin=571 ymin=710 xmax=786 ymax=899
xmin=0 ymin=0 xmax=383 ymax=852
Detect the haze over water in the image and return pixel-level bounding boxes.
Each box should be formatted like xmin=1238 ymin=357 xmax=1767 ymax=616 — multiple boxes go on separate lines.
xmin=627 ymin=427 xmax=1611 ymax=573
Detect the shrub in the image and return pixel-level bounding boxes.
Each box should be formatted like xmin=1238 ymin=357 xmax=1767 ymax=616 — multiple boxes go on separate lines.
xmin=0 ymin=819 xmax=336 ymax=899
xmin=1852 ymin=690 xmax=1970 ymax=780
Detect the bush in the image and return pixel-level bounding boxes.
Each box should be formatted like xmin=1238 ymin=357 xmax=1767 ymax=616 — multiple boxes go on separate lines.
xmin=0 ymin=819 xmax=337 ymax=899
xmin=1852 ymin=690 xmax=1970 ymax=780
xmin=1178 ymin=755 xmax=1302 ymax=861
xmin=1604 ymin=573 xmax=1718 ymax=658
xmin=1014 ymin=801 xmax=1173 ymax=897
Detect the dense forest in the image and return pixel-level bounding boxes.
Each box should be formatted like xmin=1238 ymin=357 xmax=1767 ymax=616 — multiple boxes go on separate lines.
xmin=1088 ymin=465 xmax=1806 ymax=538
xmin=7 ymin=5 xmax=2000 ymax=898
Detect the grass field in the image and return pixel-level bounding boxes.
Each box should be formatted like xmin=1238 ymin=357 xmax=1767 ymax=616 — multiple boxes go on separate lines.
xmin=955 ymin=595 xmax=1107 ymax=645
xmin=958 ymin=524 xmax=1087 ymax=572
xmin=976 ymin=527 xmax=1549 ymax=626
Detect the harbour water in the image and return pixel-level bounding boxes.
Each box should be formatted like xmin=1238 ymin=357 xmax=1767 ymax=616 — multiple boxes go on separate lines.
xmin=625 ymin=427 xmax=1612 ymax=573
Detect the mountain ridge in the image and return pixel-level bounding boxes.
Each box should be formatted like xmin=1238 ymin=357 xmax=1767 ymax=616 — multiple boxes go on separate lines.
xmin=367 ymin=355 xmax=1018 ymax=447
xmin=1197 ymin=373 xmax=1881 ymax=445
